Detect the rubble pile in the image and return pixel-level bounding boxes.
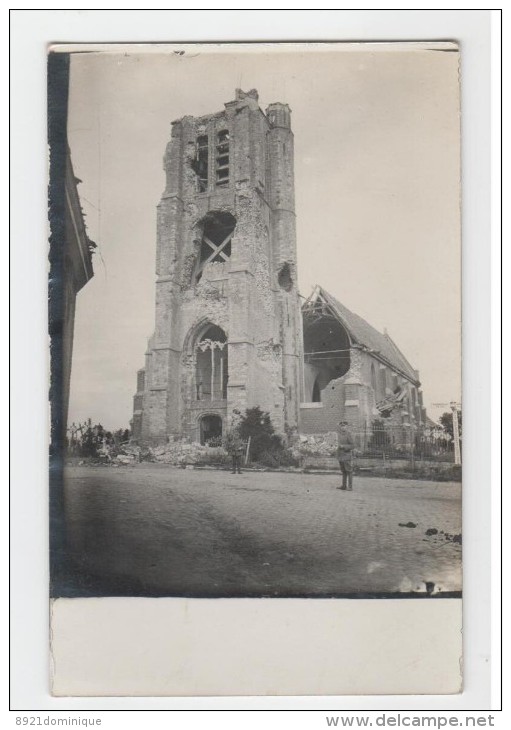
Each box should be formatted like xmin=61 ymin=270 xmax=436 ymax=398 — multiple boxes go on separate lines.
xmin=151 ymin=441 xmax=229 ymax=466
xmin=112 ymin=443 xmax=148 ymax=465
xmin=291 ymin=432 xmax=338 ymax=459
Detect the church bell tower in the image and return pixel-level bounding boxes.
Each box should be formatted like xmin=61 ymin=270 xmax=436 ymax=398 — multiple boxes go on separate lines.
xmin=132 ymin=89 xmax=303 ymax=444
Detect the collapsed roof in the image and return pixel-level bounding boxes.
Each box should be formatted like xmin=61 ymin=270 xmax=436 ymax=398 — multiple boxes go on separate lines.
xmin=302 ymin=286 xmax=420 ymax=385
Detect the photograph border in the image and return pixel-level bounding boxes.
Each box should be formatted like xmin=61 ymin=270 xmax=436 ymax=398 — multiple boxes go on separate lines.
xmin=10 ymin=9 xmax=496 ymax=711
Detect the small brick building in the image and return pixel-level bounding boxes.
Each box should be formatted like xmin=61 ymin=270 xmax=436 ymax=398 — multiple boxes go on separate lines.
xmin=132 ymin=90 xmax=425 ymax=446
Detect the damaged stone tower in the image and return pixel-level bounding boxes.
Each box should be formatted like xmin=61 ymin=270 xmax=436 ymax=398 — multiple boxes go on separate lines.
xmin=133 ymin=89 xmax=303 ymax=444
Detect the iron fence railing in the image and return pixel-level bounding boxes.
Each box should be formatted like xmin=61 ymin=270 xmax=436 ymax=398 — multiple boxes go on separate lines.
xmin=347 ymin=425 xmax=458 ymax=463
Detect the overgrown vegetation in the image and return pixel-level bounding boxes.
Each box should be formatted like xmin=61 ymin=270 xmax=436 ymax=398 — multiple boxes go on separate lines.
xmin=66 ymin=424 xmax=131 ymax=458
xmin=238 ymin=407 xmax=298 ymax=468
xmin=439 ymin=410 xmax=462 ymax=439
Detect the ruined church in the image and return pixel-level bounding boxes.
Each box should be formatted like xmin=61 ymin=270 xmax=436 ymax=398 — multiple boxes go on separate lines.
xmin=132 ymin=89 xmax=425 ymax=446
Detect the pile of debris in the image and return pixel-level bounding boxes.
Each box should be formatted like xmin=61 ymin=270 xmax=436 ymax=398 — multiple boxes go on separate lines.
xmin=291 ymin=432 xmax=338 ymax=459
xmin=112 ymin=443 xmax=152 ymax=465
xmin=81 ymin=441 xmax=153 ymax=465
xmin=151 ymin=441 xmax=229 ymax=466
xmin=73 ymin=439 xmax=231 ymax=467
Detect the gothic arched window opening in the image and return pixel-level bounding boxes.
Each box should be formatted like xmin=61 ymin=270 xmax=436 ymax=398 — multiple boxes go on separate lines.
xmin=216 ymin=130 xmax=230 ymax=187
xmin=195 ymin=135 xmax=209 ymax=192
xmin=195 ymin=324 xmax=228 ymax=402
xmin=371 ymin=362 xmax=377 ymax=393
xmin=379 ymin=365 xmax=388 ymax=397
xmin=312 ymin=377 xmax=321 ymax=403
xmin=194 ymin=212 xmax=236 ymax=284
xmin=278 ymin=262 xmax=293 ymax=292
xmin=303 ymin=316 xmax=351 ymax=401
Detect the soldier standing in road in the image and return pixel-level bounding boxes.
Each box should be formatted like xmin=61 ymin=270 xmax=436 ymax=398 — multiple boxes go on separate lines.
xmin=225 ymin=409 xmax=244 ymax=475
xmin=336 ymin=420 xmax=355 ymax=491
xmin=230 ymin=436 xmax=245 ymax=475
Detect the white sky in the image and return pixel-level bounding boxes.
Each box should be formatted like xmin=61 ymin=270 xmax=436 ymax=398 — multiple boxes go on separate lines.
xmin=66 ymin=44 xmax=461 ymax=430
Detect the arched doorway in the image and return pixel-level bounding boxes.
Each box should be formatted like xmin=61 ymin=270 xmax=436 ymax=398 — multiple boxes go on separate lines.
xmin=199 ymin=414 xmax=223 ymax=445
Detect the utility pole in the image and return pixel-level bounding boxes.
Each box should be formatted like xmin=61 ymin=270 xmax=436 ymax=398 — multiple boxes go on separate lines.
xmin=432 ymin=401 xmax=461 ymax=465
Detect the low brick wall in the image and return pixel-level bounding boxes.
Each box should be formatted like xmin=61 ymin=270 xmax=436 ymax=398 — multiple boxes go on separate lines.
xmin=300 ymin=404 xmax=340 ymax=434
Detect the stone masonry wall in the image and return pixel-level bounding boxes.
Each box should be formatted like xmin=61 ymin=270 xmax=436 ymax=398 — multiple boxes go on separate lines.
xmin=135 ymin=90 xmax=303 ymax=444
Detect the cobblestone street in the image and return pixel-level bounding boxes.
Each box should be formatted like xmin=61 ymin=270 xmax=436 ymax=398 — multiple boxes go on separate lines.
xmin=63 ymin=464 xmax=462 ymax=597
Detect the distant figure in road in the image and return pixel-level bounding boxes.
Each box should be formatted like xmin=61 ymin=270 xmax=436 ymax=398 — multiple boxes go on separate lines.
xmin=225 ymin=410 xmax=244 ymax=474
xmin=230 ymin=437 xmax=245 ymax=475
xmin=337 ymin=420 xmax=355 ymax=491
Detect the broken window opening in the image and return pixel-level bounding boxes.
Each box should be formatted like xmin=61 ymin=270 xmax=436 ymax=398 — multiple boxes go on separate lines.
xmin=278 ymin=262 xmax=293 ymax=292
xmin=371 ymin=362 xmax=377 ymax=393
xmin=216 ymin=130 xmax=230 ymax=187
xmin=195 ymin=135 xmax=209 ymax=192
xmin=303 ymin=314 xmax=351 ymax=402
xmin=379 ymin=366 xmax=388 ymax=397
xmin=195 ymin=325 xmax=228 ymax=402
xmin=194 ymin=211 xmax=236 ymax=284
xmin=376 ymin=382 xmax=407 ymax=418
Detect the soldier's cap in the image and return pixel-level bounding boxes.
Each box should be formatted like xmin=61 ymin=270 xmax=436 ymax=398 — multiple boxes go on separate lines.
xmin=338 ymin=420 xmax=349 ymax=426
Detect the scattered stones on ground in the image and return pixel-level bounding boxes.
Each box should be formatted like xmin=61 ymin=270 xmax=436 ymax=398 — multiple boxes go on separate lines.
xmin=116 ymin=454 xmax=136 ymax=464
xmin=444 ymin=533 xmax=462 ymax=544
xmin=398 ymin=521 xmax=417 ymax=528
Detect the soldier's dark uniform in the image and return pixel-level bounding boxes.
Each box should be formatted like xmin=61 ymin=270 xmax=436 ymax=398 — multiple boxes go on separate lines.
xmin=230 ymin=437 xmax=244 ymax=474
xmin=337 ymin=422 xmax=354 ymax=490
